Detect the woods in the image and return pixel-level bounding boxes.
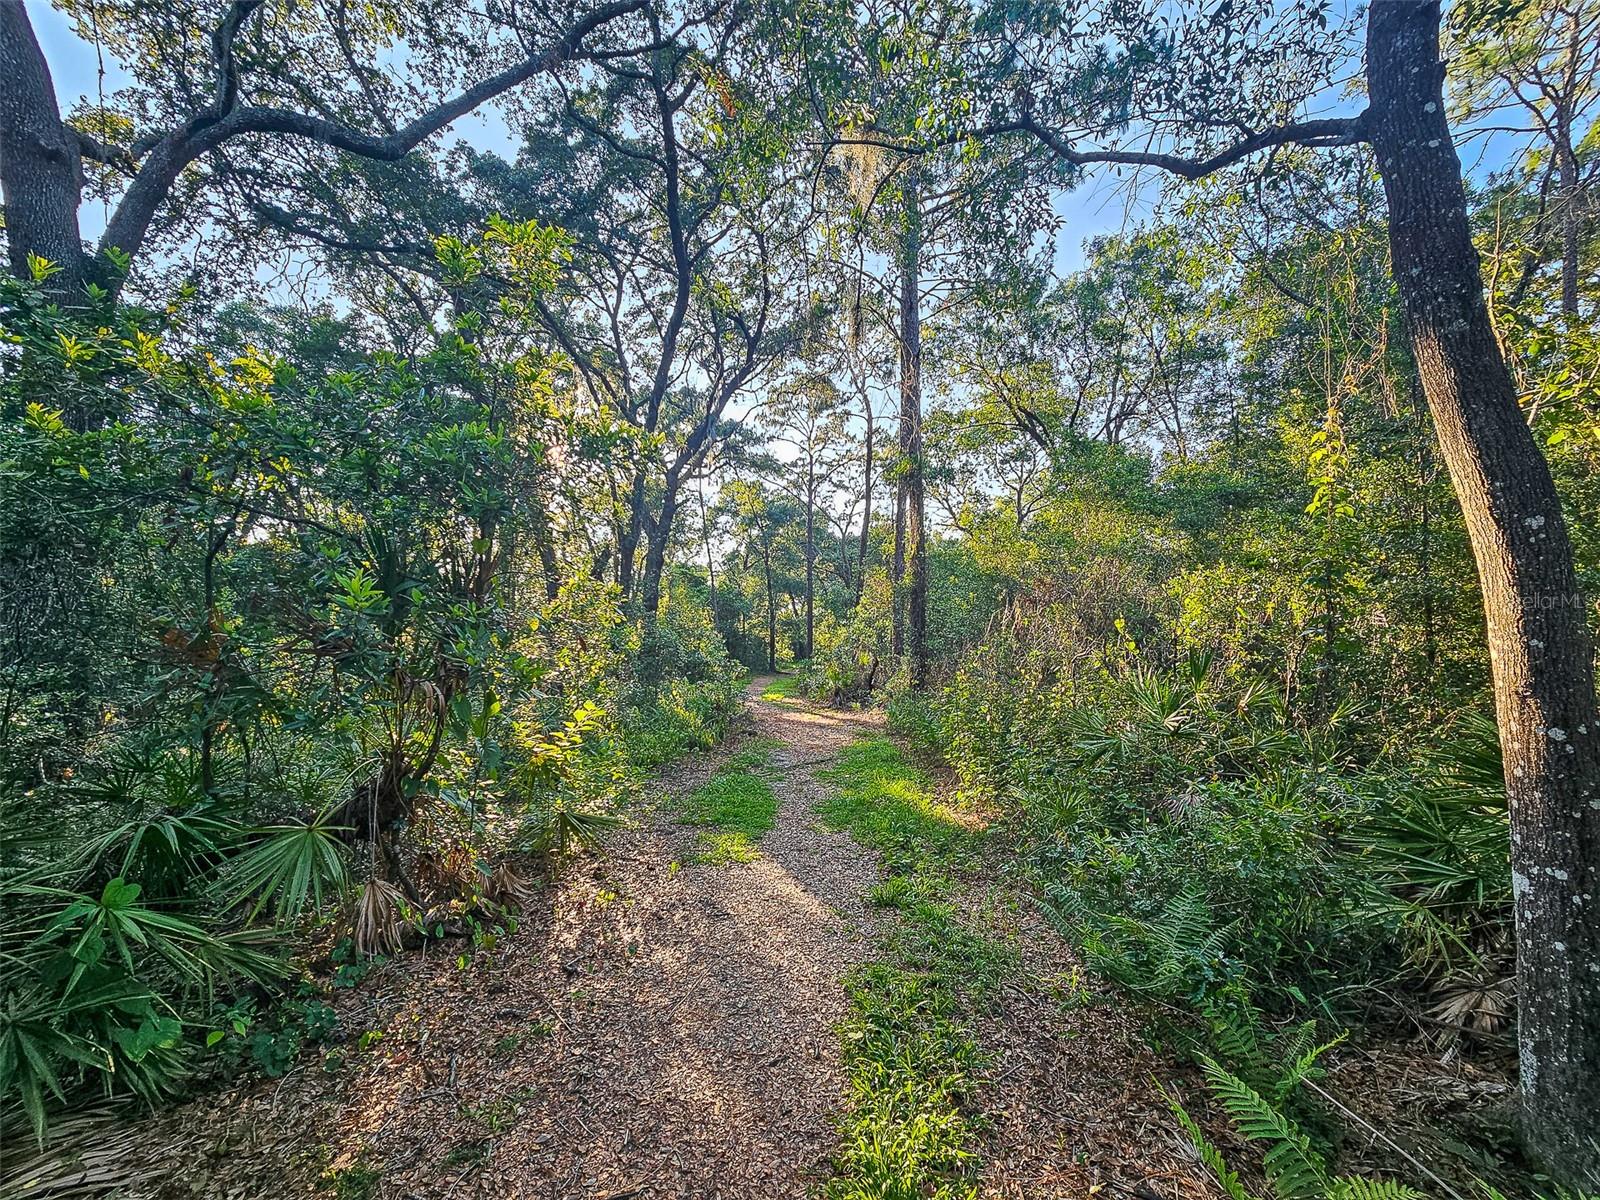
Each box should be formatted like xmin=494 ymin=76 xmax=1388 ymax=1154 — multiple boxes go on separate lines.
xmin=1 ymin=0 xmax=1597 ymax=1196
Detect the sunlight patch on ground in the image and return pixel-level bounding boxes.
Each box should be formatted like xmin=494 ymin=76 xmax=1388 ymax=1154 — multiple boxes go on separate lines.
xmin=759 ymin=673 xmax=806 ymax=701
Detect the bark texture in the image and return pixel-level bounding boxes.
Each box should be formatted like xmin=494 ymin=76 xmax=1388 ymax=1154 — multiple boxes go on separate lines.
xmin=0 ymin=3 xmax=86 ymax=298
xmin=1369 ymin=4 xmax=1600 ymax=1185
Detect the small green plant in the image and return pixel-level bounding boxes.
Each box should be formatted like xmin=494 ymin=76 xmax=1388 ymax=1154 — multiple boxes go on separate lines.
xmin=444 ymin=1140 xmax=491 ymax=1168
xmin=322 ymin=1158 xmax=382 ymax=1200
xmin=207 ymin=990 xmax=343 ymax=1083
xmin=491 ymin=1019 xmax=552 ymax=1057
xmin=329 ymin=938 xmax=382 ymax=989
xmin=829 ymin=964 xmax=985 ymax=1200
xmin=460 ymin=1086 xmax=539 ymax=1134
xmin=723 ymin=737 xmax=784 ymax=772
xmin=815 ymin=738 xmax=979 ymax=877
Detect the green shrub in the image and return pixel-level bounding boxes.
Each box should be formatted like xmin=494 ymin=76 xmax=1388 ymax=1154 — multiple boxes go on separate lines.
xmin=926 ymin=644 xmax=1511 ymax=1050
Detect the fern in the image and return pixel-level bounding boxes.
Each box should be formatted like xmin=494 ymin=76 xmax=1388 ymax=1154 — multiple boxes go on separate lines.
xmin=1274 ymin=1029 xmax=1345 ymax=1104
xmin=1199 ymin=1057 xmax=1330 ymax=1200
xmin=1325 ymin=1179 xmax=1424 ymax=1200
xmin=1168 ymin=1051 xmax=1425 ymax=1200
xmin=1164 ymin=1085 xmax=1261 ymax=1200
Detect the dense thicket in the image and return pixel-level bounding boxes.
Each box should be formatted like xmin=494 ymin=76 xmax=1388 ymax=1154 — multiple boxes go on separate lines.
xmin=0 ymin=225 xmax=742 ymax=1138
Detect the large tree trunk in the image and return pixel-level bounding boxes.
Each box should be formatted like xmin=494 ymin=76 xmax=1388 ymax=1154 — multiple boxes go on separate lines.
xmin=96 ymin=131 xmax=216 ymax=277
xmin=525 ymin=485 xmax=561 ymax=603
xmin=0 ymin=3 xmax=86 ymax=300
xmin=1369 ymin=5 xmax=1600 ymax=1185
xmin=891 ymin=481 xmax=905 ymax=655
xmin=898 ymin=169 xmax=928 ymax=686
xmin=698 ymin=486 xmax=717 ymax=618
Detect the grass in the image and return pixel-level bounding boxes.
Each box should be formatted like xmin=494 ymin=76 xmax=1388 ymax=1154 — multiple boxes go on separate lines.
xmin=831 ymin=964 xmax=986 ymax=1199
xmin=760 ymin=672 xmax=806 ymax=700
xmin=819 ymin=736 xmax=1011 ymax=1200
xmin=675 ymin=740 xmax=782 ymax=864
xmin=723 ymin=736 xmax=785 ymax=771
xmin=816 ymin=738 xmax=982 ymax=876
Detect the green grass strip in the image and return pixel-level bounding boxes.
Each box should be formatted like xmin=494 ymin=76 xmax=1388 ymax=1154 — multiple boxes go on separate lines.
xmin=816 ymin=738 xmax=981 ymax=876
xmin=759 ymin=672 xmax=806 ymax=700
xmin=820 ymin=736 xmax=1011 ymax=1200
xmin=675 ymin=741 xmax=781 ymax=864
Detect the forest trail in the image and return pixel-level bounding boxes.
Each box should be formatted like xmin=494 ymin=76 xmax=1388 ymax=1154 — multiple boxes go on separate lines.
xmin=114 ymin=675 xmax=1209 ymax=1200
xmin=130 ymin=678 xmax=890 ymax=1199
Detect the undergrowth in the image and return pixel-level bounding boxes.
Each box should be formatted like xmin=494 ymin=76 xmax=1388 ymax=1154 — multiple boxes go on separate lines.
xmin=819 ymin=736 xmax=1009 ymax=1200
xmin=905 ymin=645 xmax=1533 ymax=1194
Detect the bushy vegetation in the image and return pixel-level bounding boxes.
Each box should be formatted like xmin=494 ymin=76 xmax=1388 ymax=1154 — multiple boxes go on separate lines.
xmin=0 ymin=255 xmax=743 ymax=1138
xmin=4 ymin=0 xmax=1600 ymax=1186
xmin=925 ymin=642 xmax=1511 ymax=1039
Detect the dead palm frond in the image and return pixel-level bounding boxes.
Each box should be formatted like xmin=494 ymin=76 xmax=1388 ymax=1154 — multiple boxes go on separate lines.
xmin=485 ymin=863 xmax=540 ymax=913
xmin=351 ymin=878 xmax=409 ymax=956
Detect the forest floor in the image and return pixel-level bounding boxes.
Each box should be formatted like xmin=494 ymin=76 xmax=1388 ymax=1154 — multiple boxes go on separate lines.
xmin=102 ymin=677 xmax=1220 ymax=1200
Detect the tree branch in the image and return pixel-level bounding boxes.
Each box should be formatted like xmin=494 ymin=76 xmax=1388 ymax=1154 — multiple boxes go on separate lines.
xmin=214 ymin=0 xmax=646 ymax=161
xmin=1002 ymin=110 xmax=1371 ymax=180
xmin=210 ymin=0 xmax=265 ymax=118
xmin=829 ymin=108 xmax=1372 ymax=181
xmin=94 ymin=0 xmax=646 ymax=281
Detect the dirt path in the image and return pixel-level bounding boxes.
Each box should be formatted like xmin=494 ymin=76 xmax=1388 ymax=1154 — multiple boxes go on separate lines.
xmin=132 ymin=676 xmax=888 ymax=1200
xmin=99 ymin=676 xmax=1221 ymax=1200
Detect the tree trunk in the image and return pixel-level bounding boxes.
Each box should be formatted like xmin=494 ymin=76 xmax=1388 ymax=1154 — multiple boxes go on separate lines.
xmin=1556 ymin=5 xmax=1581 ymax=319
xmin=1369 ymin=5 xmax=1600 ymax=1185
xmin=0 ymin=3 xmax=86 ymax=300
xmin=898 ymin=169 xmax=928 ymax=686
xmin=762 ymin=544 xmax=776 ymax=673
xmin=1556 ymin=113 xmax=1579 ymax=319
xmin=618 ymin=470 xmax=647 ymax=599
xmin=96 ymin=132 xmax=211 ymax=278
xmin=640 ymin=484 xmax=678 ymax=615
xmin=891 ymin=481 xmax=905 ymax=655
xmin=804 ymin=453 xmax=815 ymax=661
xmin=699 ymin=486 xmax=717 ymax=618
xmin=856 ymin=400 xmax=874 ymax=606
xmin=530 ymin=492 xmax=561 ymax=602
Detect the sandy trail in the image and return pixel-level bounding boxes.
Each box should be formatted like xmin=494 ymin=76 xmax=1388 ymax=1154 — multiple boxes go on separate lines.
xmin=96 ymin=676 xmax=1221 ymax=1200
